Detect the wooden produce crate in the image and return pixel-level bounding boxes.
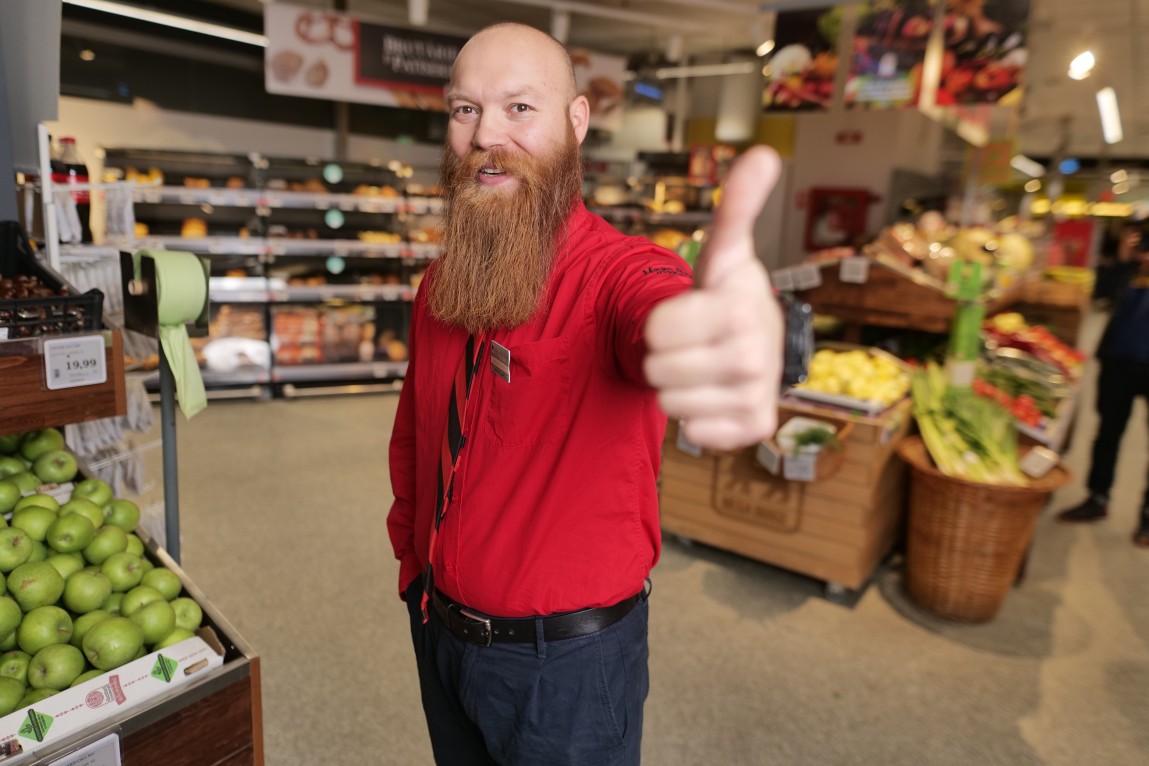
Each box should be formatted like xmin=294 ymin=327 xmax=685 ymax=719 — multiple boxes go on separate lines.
xmin=0 ymin=330 xmax=128 ymax=434
xmin=659 ymin=398 xmax=913 ymax=592
xmin=791 ymin=259 xmax=1025 ymax=334
xmin=1014 ymin=278 xmax=1090 ymax=348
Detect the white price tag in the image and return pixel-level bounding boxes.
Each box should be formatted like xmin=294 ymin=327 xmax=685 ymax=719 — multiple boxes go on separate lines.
xmin=771 ymin=268 xmax=796 ymax=292
xmin=756 ymin=440 xmax=783 ymax=475
xmin=783 ymin=453 xmax=817 ymax=482
xmin=794 ymin=264 xmax=823 ymax=290
xmin=43 ymin=336 xmax=107 ymax=391
xmin=880 ymin=413 xmax=903 ymax=446
xmin=49 ymin=732 xmax=121 ymax=766
xmin=676 ymin=422 xmax=703 ymax=458
xmin=1020 ymin=446 xmax=1059 ymax=479
xmin=839 ymin=257 xmax=870 ymax=284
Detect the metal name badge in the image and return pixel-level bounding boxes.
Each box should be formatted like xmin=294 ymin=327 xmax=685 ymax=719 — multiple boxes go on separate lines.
xmin=490 ymin=341 xmax=511 ymax=382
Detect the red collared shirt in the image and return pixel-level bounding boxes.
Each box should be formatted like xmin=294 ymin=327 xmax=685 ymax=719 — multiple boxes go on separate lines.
xmin=387 ymin=203 xmax=693 ymax=617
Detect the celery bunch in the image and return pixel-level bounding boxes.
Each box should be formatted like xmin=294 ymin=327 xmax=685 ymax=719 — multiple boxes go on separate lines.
xmin=911 ymin=362 xmax=1027 ymax=486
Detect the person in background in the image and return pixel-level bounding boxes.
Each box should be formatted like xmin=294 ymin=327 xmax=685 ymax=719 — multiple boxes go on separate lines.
xmin=1058 ymin=220 xmax=1149 ymax=547
xmin=386 ymin=22 xmax=783 ymax=766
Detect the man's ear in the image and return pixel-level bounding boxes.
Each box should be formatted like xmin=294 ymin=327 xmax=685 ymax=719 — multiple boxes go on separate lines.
xmin=569 ymin=95 xmax=591 ymax=144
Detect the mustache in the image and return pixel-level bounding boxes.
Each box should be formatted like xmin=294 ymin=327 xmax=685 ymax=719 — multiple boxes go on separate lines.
xmin=452 ymin=148 xmax=538 ymax=182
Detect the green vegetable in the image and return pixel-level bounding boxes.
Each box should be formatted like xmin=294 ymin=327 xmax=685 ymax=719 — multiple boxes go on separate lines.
xmin=911 ymin=362 xmax=1027 ymax=486
xmin=793 ymin=427 xmax=841 ymax=451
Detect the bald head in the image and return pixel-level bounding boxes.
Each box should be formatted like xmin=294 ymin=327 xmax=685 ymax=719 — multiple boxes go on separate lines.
xmin=453 ymin=22 xmax=578 ymax=104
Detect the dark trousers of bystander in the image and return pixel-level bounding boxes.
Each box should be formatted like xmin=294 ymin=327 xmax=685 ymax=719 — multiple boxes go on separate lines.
xmin=404 ymin=578 xmax=650 ymax=766
xmin=1087 ymin=356 xmax=1149 ymax=508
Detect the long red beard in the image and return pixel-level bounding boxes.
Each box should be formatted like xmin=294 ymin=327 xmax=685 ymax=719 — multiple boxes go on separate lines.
xmin=427 ymin=126 xmax=582 ymax=333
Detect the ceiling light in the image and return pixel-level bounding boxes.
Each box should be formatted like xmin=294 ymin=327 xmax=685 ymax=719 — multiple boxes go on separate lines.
xmin=756 ymin=39 xmax=775 ymax=57
xmin=1010 ymin=154 xmax=1045 ymax=177
xmin=62 ymin=0 xmax=268 ymax=47
xmin=1068 ymin=50 xmax=1094 ymax=80
xmin=1111 ymin=169 xmax=1128 ymax=184
xmin=655 ymin=62 xmax=758 ymax=79
xmin=1113 ymin=181 xmax=1130 ymax=195
xmin=79 ymin=49 xmax=96 ymax=61
xmin=1096 ymin=86 xmax=1123 ymax=144
xmin=1024 ymin=180 xmax=1041 ymax=193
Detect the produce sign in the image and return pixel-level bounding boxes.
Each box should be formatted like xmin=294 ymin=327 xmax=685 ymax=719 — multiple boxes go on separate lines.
xmin=983 ymin=313 xmax=1085 ymax=378
xmin=912 ymin=362 xmax=1027 ymax=485
xmin=763 ymin=6 xmax=841 ymax=111
xmin=0 ymin=428 xmax=206 ymax=720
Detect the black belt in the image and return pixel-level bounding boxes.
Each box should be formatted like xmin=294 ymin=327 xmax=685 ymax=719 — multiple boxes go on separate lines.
xmin=432 ymin=590 xmax=641 ymax=647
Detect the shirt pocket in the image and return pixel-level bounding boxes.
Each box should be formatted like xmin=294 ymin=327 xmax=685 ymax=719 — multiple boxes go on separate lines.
xmin=484 ymin=337 xmax=571 ymax=448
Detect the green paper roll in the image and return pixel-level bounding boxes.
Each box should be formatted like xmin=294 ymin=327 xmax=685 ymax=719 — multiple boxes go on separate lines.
xmin=133 ymin=250 xmax=208 ymax=419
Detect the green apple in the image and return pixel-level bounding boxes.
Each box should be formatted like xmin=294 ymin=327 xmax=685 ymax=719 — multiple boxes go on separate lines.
xmin=0 ymin=456 xmax=26 ymax=479
xmin=104 ymin=500 xmax=141 ymax=533
xmin=0 ymin=632 xmax=14 ymax=652
xmin=0 ymin=598 xmax=20 ymax=637
xmin=18 ymin=429 xmax=65 ymax=462
xmin=83 ymin=525 xmax=127 ymax=565
xmin=139 ymin=557 xmax=155 ymax=573
xmin=27 ymin=644 xmax=85 ymax=690
xmin=124 ymin=534 xmax=145 ymax=556
xmin=0 ymin=651 xmax=31 ymax=686
xmin=0 ymin=528 xmax=33 ymax=573
xmin=10 ymin=507 xmax=57 ymax=543
xmin=0 ymin=676 xmax=24 ymax=716
xmin=100 ymin=552 xmax=144 ymax=593
xmin=15 ymin=493 xmax=60 ymax=513
xmin=121 ymin=585 xmax=164 ymax=617
xmin=70 ymin=668 xmax=104 ymax=688
xmin=170 ymin=597 xmax=203 ymax=632
xmin=71 ymin=478 xmax=113 ymax=509
xmin=46 ymin=514 xmax=97 ymax=554
xmin=0 ymin=434 xmax=20 ymax=455
xmin=18 ymin=687 xmax=57 ymax=708
xmin=82 ymin=617 xmax=143 ymax=671
xmin=102 ymin=592 xmax=124 ymax=616
xmin=27 ymin=541 xmax=48 ymax=563
xmin=70 ymin=610 xmax=111 ymax=650
xmin=153 ymin=626 xmax=195 ymax=650
xmin=59 ymin=499 xmax=104 ymax=531
xmin=46 ymin=553 xmax=85 ymax=580
xmin=6 ymin=472 xmax=41 ymax=495
xmin=0 ymin=480 xmax=19 ymax=514
xmin=8 ymin=561 xmax=65 ymax=612
xmin=17 ymin=606 xmax=72 ymax=654
xmin=141 ymin=568 xmax=181 ymax=601
xmin=129 ymin=600 xmax=175 ymax=645
xmin=31 ymin=449 xmax=78 ymax=485
xmin=63 ymin=570 xmax=113 ymax=614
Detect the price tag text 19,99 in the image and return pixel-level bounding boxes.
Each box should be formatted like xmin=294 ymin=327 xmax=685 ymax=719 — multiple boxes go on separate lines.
xmin=42 ymin=335 xmax=108 ymax=391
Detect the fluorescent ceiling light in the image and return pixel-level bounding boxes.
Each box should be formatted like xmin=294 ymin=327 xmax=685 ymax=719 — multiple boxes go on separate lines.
xmin=756 ymin=39 xmax=775 ymax=57
xmin=1097 ymin=86 xmax=1124 ymax=144
xmin=1111 ymin=169 xmax=1128 ymax=184
xmin=655 ymin=62 xmax=758 ymax=79
xmin=1113 ymin=181 xmax=1130 ymax=195
xmin=1068 ymin=50 xmax=1094 ymax=80
xmin=1010 ymin=154 xmax=1045 ymax=178
xmin=62 ymin=0 xmax=268 ymax=47
xmin=1024 ymin=179 xmax=1041 ymax=193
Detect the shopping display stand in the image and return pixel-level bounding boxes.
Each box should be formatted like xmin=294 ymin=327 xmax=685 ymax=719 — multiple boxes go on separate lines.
xmin=0 ymin=226 xmax=263 ymax=764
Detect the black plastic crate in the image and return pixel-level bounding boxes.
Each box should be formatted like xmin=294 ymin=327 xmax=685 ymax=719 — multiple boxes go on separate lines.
xmin=0 ymin=221 xmax=104 ymax=338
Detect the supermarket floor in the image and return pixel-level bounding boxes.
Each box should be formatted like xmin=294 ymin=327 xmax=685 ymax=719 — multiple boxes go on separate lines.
xmin=166 ymin=311 xmax=1148 ymax=766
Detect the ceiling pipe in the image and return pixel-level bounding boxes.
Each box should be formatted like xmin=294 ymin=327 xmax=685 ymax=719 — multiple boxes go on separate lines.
xmin=408 ymin=0 xmax=429 ymax=27
xmin=485 ymin=0 xmax=727 ymax=32
xmin=550 ymin=9 xmax=571 ymax=43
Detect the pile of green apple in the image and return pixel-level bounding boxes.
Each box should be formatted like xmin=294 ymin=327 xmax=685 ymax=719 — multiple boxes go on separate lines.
xmin=0 ymin=428 xmax=204 ymax=718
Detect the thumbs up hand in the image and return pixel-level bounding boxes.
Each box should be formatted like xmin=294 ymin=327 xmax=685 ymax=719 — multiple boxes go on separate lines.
xmin=643 ymin=146 xmax=784 ymax=450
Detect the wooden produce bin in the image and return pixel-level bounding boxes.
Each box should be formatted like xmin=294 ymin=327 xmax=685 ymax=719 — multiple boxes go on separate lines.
xmin=791 ymin=258 xmax=1026 ymax=335
xmin=8 ymin=537 xmax=263 ymax=765
xmin=1013 ymin=278 xmax=1090 ymax=348
xmin=660 ymin=398 xmax=913 ymax=594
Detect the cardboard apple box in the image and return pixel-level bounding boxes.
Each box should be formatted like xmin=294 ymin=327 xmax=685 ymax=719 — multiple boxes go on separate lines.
xmin=0 ymin=629 xmax=223 ymax=762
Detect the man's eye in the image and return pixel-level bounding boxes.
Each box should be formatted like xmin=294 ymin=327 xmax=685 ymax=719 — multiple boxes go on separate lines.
xmin=453 ymin=105 xmax=476 ymax=116
xmin=511 ymin=103 xmax=532 ymax=113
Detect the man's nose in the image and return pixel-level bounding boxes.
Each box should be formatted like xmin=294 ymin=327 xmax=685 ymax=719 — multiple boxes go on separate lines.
xmin=472 ymin=114 xmax=506 ymax=151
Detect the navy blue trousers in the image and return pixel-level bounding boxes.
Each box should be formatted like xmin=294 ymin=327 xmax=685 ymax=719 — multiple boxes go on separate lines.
xmin=1088 ymin=357 xmax=1149 ymax=508
xmin=405 ymin=578 xmax=650 ymax=765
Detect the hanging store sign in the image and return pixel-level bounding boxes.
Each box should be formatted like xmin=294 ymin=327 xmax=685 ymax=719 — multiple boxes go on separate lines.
xmin=264 ymin=2 xmax=463 ymax=110
xmin=935 ymin=0 xmax=1030 ymax=106
xmin=846 ymin=0 xmax=934 ymax=109
xmin=762 ymin=6 xmax=841 ymax=111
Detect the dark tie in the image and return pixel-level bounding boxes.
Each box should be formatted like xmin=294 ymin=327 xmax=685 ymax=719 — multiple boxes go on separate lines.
xmin=421 ymin=333 xmax=484 ymax=622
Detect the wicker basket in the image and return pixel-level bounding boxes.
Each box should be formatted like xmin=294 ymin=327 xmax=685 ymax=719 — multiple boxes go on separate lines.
xmin=896 ymin=436 xmax=1071 ymax=623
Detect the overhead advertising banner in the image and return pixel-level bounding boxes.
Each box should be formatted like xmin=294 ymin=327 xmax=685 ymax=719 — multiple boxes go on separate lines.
xmin=570 ymin=49 xmax=628 ymax=133
xmin=264 ymin=2 xmax=463 ymax=110
xmin=762 ymin=7 xmax=842 ymax=111
xmin=846 ymin=0 xmax=934 ymax=109
xmin=936 ymin=0 xmax=1030 ymax=105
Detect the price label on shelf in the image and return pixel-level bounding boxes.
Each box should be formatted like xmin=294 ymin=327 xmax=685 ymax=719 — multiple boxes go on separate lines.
xmin=793 ymin=264 xmax=823 ymax=290
xmin=49 ymin=732 xmax=121 ymax=766
xmin=839 ymin=257 xmax=870 ymax=284
xmin=782 ymin=453 xmax=817 ymax=482
xmin=756 ymin=440 xmax=783 ymax=475
xmin=43 ymin=335 xmax=107 ymax=391
xmin=771 ymin=268 xmax=796 ymax=292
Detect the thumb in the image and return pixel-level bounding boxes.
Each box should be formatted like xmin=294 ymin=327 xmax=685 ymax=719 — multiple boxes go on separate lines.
xmin=696 ymin=146 xmax=782 ymax=288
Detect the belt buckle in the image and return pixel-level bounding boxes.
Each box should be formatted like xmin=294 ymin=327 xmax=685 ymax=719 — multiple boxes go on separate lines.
xmin=457 ymin=607 xmax=493 ymax=647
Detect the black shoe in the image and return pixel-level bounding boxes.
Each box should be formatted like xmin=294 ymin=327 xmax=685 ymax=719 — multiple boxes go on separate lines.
xmin=1134 ymin=511 xmax=1149 ymax=548
xmin=1057 ymin=497 xmax=1109 ymax=523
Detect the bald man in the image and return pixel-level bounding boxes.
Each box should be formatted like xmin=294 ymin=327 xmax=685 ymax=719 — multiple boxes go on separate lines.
xmin=387 ymin=22 xmax=782 ymax=765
